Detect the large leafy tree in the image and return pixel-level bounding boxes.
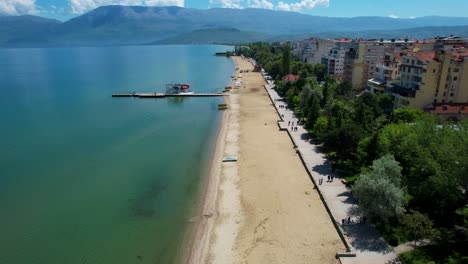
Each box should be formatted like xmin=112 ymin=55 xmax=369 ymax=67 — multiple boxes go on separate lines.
xmin=400 ymin=210 xmax=438 ymax=244
xmin=353 ymin=155 xmax=406 ymax=221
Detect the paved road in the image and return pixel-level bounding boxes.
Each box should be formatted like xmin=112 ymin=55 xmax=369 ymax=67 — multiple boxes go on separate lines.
xmin=264 ymin=81 xmax=400 ymax=264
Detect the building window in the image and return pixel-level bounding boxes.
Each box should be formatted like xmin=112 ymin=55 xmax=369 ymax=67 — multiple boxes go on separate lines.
xmin=454 ymin=77 xmax=458 ymax=81
xmin=433 ymin=69 xmax=436 ymax=73
xmin=450 ymin=93 xmax=454 ymax=97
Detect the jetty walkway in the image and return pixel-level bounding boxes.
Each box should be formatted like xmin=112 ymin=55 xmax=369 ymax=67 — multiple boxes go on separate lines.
xmin=112 ymin=93 xmax=227 ymax=98
xmin=264 ymin=81 xmax=400 ymax=264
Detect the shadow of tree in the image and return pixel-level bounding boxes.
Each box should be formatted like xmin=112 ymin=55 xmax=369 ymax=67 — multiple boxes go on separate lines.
xmin=300 ymin=133 xmax=311 ymax=141
xmin=344 ymin=224 xmax=393 ymax=253
xmin=337 ymin=191 xmax=357 ymax=205
xmin=312 ymin=162 xmax=331 ymax=175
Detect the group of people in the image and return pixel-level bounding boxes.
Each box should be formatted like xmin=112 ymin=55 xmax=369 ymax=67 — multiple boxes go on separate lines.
xmin=341 ymin=216 xmax=367 ymax=226
xmin=287 ymin=121 xmax=298 ymax=132
xmin=318 ymin=174 xmax=334 ymax=185
xmin=278 ymin=104 xmax=286 ymax=109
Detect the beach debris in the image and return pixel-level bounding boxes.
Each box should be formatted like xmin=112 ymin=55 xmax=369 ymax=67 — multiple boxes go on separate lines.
xmin=203 ymin=213 xmax=213 ymax=218
xmin=218 ymin=104 xmax=228 ymax=110
xmin=222 ymin=156 xmax=238 ymax=162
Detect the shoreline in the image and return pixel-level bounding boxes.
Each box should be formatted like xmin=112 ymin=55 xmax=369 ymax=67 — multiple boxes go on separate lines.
xmin=184 ymin=57 xmax=239 ymax=264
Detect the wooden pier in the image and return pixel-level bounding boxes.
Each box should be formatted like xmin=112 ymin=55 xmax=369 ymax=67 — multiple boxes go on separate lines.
xmin=112 ymin=93 xmax=227 ymax=98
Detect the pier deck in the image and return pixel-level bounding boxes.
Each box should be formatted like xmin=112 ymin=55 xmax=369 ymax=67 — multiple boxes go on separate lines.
xmin=112 ymin=93 xmax=227 ymax=98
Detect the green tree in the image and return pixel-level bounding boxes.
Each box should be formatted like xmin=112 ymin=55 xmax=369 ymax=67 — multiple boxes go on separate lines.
xmin=313 ymin=64 xmax=326 ymax=82
xmin=390 ymin=107 xmax=427 ymax=124
xmin=400 ymin=210 xmax=438 ymax=245
xmin=281 ymin=44 xmax=291 ymax=76
xmin=324 ymin=123 xmax=364 ymax=161
xmin=335 ymin=80 xmax=352 ymax=97
xmin=353 ymin=155 xmax=406 ymax=221
xmin=312 ymin=116 xmax=328 ymax=141
xmin=306 ymin=94 xmax=321 ymax=129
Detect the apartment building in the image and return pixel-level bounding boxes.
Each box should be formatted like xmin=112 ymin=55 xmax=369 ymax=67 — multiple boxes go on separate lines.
xmin=296 ymin=38 xmax=335 ymax=65
xmin=388 ymin=50 xmax=468 ymax=110
xmin=321 ymin=39 xmax=354 ymax=80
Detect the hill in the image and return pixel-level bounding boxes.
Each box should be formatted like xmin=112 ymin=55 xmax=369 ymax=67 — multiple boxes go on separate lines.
xmin=311 ymin=25 xmax=468 ymax=39
xmin=0 ymin=15 xmax=60 ymax=45
xmin=152 ymin=28 xmax=274 ymax=44
xmin=1 ymin=6 xmax=468 ymax=47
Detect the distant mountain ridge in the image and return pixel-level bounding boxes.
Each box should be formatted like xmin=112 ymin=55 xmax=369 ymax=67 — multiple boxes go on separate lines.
xmin=1 ymin=6 xmax=468 ymax=47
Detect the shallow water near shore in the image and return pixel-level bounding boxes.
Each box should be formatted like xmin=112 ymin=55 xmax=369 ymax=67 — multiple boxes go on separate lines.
xmin=0 ymin=45 xmax=234 ymax=264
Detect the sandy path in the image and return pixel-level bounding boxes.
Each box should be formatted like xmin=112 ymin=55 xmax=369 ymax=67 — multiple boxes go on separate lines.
xmin=199 ymin=56 xmax=344 ymax=264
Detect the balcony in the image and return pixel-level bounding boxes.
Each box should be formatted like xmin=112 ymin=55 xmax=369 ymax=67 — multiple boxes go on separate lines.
xmin=387 ymin=84 xmax=417 ymax=98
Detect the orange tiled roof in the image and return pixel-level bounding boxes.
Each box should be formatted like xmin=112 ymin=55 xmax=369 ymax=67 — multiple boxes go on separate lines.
xmin=451 ymin=52 xmax=468 ymax=62
xmin=430 ymin=104 xmax=468 ymax=115
xmin=393 ymin=52 xmax=403 ymax=60
xmin=282 ymin=74 xmax=300 ymax=81
xmin=406 ymin=51 xmax=436 ymax=63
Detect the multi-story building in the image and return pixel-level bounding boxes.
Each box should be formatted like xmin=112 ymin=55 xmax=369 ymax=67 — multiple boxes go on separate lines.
xmin=388 ymin=50 xmax=468 ymax=109
xmin=296 ymin=38 xmax=335 ymax=65
xmin=434 ymin=36 xmax=466 ymax=52
xmin=293 ymin=36 xmax=468 ymax=116
xmin=321 ymin=39 xmax=353 ymax=80
xmin=367 ymin=52 xmax=403 ymax=93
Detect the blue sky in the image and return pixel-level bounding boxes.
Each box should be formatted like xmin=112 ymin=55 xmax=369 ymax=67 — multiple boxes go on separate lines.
xmin=2 ymin=0 xmax=468 ymax=21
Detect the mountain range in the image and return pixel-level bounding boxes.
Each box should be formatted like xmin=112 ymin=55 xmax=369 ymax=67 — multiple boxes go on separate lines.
xmin=1 ymin=5 xmax=468 ymax=47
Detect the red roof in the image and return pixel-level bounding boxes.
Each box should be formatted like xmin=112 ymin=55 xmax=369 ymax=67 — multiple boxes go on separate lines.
xmin=282 ymin=74 xmax=300 ymax=81
xmin=430 ymin=104 xmax=468 ymax=115
xmin=334 ymin=38 xmax=353 ymax=43
xmin=393 ymin=52 xmax=403 ymax=61
xmin=406 ymin=51 xmax=436 ymax=63
xmin=451 ymin=52 xmax=468 ymax=62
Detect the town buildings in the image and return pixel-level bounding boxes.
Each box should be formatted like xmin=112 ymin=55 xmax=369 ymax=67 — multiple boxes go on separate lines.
xmin=292 ymin=36 xmax=468 ymax=119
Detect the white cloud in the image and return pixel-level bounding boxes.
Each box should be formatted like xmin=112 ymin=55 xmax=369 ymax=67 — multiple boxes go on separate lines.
xmin=209 ymin=0 xmax=243 ymax=9
xmin=211 ymin=0 xmax=326 ymax=11
xmin=69 ymin=0 xmax=184 ymax=14
xmin=409 ymin=16 xmax=416 ymax=19
xmin=247 ymin=0 xmax=274 ymax=9
xmin=0 ymin=0 xmax=37 ymax=15
xmin=388 ymin=14 xmax=398 ymax=19
xmin=276 ymin=0 xmax=328 ymax=12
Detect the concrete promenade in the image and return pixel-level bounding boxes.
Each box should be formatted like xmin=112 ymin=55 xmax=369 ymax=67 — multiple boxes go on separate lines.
xmin=264 ymin=81 xmax=400 ymax=264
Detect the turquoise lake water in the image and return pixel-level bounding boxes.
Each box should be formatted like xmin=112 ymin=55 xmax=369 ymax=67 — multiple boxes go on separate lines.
xmin=0 ymin=45 xmax=234 ymax=264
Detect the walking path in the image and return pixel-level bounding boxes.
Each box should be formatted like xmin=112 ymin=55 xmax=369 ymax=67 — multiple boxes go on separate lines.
xmin=264 ymin=80 xmax=400 ymax=264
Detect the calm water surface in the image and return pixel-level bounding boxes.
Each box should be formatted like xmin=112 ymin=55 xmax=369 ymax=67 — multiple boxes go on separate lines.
xmin=0 ymin=45 xmax=234 ymax=264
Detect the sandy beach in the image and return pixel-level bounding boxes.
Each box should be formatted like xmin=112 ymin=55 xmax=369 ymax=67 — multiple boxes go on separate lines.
xmin=189 ymin=56 xmax=344 ymax=264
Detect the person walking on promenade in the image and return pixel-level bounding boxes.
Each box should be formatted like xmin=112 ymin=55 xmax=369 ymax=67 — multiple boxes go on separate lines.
xmin=288 ymin=121 xmax=290 ymax=126
xmin=347 ymin=217 xmax=351 ymax=224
